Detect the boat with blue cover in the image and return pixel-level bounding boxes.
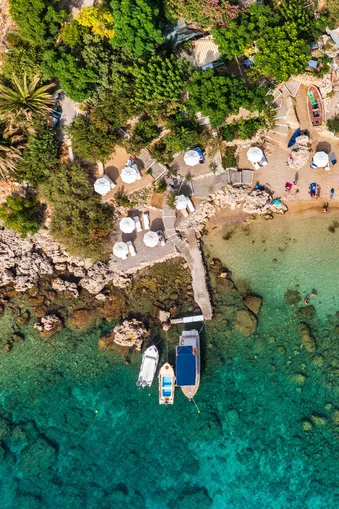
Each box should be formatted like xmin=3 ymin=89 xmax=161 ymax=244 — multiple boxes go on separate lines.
xmin=176 ymin=330 xmax=200 ymax=400
xmin=158 ymin=363 xmax=175 ymax=405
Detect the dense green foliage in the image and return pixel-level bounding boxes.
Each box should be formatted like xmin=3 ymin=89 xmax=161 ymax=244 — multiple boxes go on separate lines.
xmin=67 ymin=116 xmax=116 ymax=162
xmin=0 ymin=194 xmax=42 ymax=236
xmin=212 ymin=4 xmax=271 ymax=59
xmin=327 ymin=0 xmax=339 ymax=25
xmin=126 ymin=117 xmax=159 ymax=154
xmin=327 ymin=116 xmax=339 ymax=136
xmin=110 ymin=0 xmax=163 ymax=56
xmin=222 ymin=146 xmax=237 ymax=169
xmin=15 ymin=122 xmax=59 ymax=186
xmin=42 ymin=162 xmax=114 ymax=260
xmin=134 ymin=55 xmax=188 ymax=107
xmin=220 ymin=117 xmax=266 ymax=142
xmin=187 ymin=70 xmax=267 ymax=128
xmin=164 ymin=0 xmax=239 ymax=29
xmin=9 ymin=0 xmax=66 ymax=48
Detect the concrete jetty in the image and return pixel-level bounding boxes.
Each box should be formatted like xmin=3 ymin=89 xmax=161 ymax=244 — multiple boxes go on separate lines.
xmin=163 ymin=201 xmax=213 ymax=320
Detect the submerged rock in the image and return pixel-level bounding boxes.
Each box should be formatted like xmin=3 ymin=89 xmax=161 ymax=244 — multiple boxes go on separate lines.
xmin=299 ymin=323 xmax=316 ymax=353
xmin=302 ymin=419 xmax=313 ymax=433
xmin=19 ymin=438 xmax=57 ymax=474
xmin=67 ymin=308 xmax=99 ymax=331
xmin=311 ymin=414 xmax=327 ymax=426
xmin=297 ymin=305 xmax=316 ymax=320
xmin=289 ymin=373 xmax=306 ymax=385
xmin=284 ymin=290 xmax=301 ymax=305
xmin=232 ymin=309 xmax=257 ymax=336
xmin=243 ymin=294 xmax=262 ymax=315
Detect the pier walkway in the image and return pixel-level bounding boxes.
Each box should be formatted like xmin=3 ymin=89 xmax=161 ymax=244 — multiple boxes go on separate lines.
xmin=163 ymin=201 xmax=213 ymax=320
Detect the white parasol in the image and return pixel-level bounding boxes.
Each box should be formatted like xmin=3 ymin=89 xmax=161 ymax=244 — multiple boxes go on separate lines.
xmin=184 ymin=150 xmax=200 ymax=167
xmin=113 ymin=242 xmax=129 ymax=259
xmin=94 ymin=176 xmax=113 ymax=196
xmin=247 ymin=147 xmax=264 ymax=163
xmin=143 ymin=231 xmax=159 ymax=248
xmin=121 ymin=165 xmax=138 ymax=184
xmin=119 ymin=217 xmax=136 ymax=234
xmin=313 ymin=151 xmax=329 ymax=167
xmin=174 ymin=194 xmax=188 ymax=210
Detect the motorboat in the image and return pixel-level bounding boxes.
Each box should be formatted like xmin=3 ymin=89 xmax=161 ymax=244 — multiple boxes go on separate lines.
xmin=158 ymin=363 xmax=175 ymax=405
xmin=176 ymin=330 xmax=200 ymax=400
xmin=136 ymin=345 xmax=159 ymax=388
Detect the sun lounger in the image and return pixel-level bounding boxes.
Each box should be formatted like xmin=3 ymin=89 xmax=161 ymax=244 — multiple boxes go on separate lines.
xmin=157 ymin=231 xmax=166 ymax=247
xmin=133 ymin=216 xmax=142 ymax=232
xmin=252 ymin=162 xmax=260 ymax=170
xmin=260 ymin=156 xmax=268 ymax=166
xmin=127 ymin=241 xmax=136 ymax=256
xmin=142 ymin=212 xmax=150 ymax=230
xmin=330 ymin=153 xmax=337 ymax=165
xmin=186 ymin=197 xmax=195 ymax=212
xmin=181 ymin=208 xmax=189 ymax=217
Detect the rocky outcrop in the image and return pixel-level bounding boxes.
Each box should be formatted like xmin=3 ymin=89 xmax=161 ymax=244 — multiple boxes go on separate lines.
xmin=99 ymin=319 xmax=149 ymax=352
xmin=243 ymin=295 xmax=262 ymax=315
xmin=52 ymin=278 xmax=79 ymax=299
xmin=177 ymin=186 xmax=287 ymax=237
xmin=284 ymin=289 xmax=301 ymax=305
xmin=0 ymin=225 xmax=131 ymax=297
xmin=34 ymin=314 xmax=63 ymax=337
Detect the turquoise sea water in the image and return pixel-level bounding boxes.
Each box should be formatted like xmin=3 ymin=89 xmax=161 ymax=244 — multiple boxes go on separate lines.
xmin=1 ymin=209 xmax=339 ymax=508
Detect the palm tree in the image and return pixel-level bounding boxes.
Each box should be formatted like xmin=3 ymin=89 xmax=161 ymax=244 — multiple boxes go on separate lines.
xmin=0 ymin=125 xmax=26 ymax=181
xmin=0 ymin=74 xmax=56 ymax=124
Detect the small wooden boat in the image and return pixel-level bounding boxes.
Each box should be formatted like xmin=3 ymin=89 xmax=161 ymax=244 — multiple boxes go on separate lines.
xmin=176 ymin=330 xmax=200 ymax=400
xmin=136 ymin=346 xmax=159 ymax=389
xmin=158 ymin=363 xmax=175 ymax=405
xmin=307 ymin=86 xmax=323 ymax=127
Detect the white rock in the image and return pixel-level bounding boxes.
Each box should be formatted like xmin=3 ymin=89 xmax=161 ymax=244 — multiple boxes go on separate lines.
xmin=52 ymin=278 xmax=79 ymax=298
xmin=112 ymin=319 xmax=149 ymax=351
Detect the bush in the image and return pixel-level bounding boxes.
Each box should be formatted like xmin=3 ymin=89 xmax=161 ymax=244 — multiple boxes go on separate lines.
xmin=15 ymin=121 xmax=59 ymax=186
xmin=126 ymin=117 xmax=159 ymax=154
xmin=0 ymin=194 xmax=42 ymax=237
xmin=154 ymin=178 xmax=167 ymax=194
xmin=67 ymin=116 xmax=116 ymax=162
xmin=151 ymin=140 xmax=174 ymax=164
xmin=42 ymin=162 xmax=114 ymax=260
xmin=114 ymin=190 xmax=137 ymax=207
xmin=222 ymin=146 xmax=237 ymax=169
xmin=327 ymin=116 xmax=339 ymax=135
xmin=220 ymin=118 xmax=265 ymax=142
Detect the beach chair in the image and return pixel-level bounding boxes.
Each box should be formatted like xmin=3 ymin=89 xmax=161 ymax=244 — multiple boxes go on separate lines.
xmin=157 ymin=231 xmax=166 ymax=247
xmin=330 ymin=153 xmax=337 ymax=166
xmin=252 ymin=162 xmax=260 ymax=170
xmin=181 ymin=208 xmax=189 ymax=217
xmin=260 ymin=156 xmax=268 ymax=166
xmin=127 ymin=241 xmax=136 ymax=257
xmin=142 ymin=212 xmax=150 ymax=230
xmin=133 ymin=216 xmax=142 ymax=232
xmin=186 ymin=197 xmax=195 ymax=212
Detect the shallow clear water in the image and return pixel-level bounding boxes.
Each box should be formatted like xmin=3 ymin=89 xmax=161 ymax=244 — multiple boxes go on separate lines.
xmin=1 ymin=210 xmax=339 ymax=508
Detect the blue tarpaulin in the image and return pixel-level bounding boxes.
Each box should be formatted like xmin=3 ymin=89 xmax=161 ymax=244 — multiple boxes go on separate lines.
xmin=288 ymin=128 xmax=300 ymax=148
xmin=176 ymin=346 xmax=196 ymax=386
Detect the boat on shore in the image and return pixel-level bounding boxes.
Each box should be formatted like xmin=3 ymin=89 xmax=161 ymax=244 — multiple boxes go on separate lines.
xmin=307 ymin=86 xmax=323 ymax=126
xmin=176 ymin=330 xmax=200 ymax=400
xmin=158 ymin=363 xmax=175 ymax=405
xmin=136 ymin=345 xmax=159 ymax=388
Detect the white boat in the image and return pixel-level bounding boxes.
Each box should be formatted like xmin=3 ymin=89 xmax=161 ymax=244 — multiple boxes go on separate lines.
xmin=158 ymin=363 xmax=175 ymax=405
xmin=176 ymin=330 xmax=200 ymax=400
xmin=136 ymin=345 xmax=159 ymax=388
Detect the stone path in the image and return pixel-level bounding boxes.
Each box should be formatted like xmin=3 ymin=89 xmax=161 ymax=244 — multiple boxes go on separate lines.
xmin=163 ymin=199 xmax=213 ymax=320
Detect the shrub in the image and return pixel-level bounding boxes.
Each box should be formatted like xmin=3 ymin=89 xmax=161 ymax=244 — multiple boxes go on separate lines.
xmin=327 ymin=116 xmax=339 ymax=135
xmin=59 ymin=20 xmax=87 ymax=48
xmin=126 ymin=117 xmax=159 ymax=154
xmin=42 ymin=162 xmax=114 ymax=260
xmin=154 ymin=178 xmax=167 ymax=194
xmin=110 ymin=0 xmax=163 ymax=56
xmin=114 ymin=190 xmax=137 ymax=207
xmin=67 ymin=116 xmax=116 ymax=162
xmin=0 ymin=194 xmax=42 ymax=237
xmin=15 ymin=121 xmax=59 ymax=186
xmin=151 ymin=140 xmax=174 ymax=164
xmin=220 ymin=118 xmax=265 ymax=142
xmin=222 ymin=146 xmax=237 ymax=169
xmin=76 ymin=6 xmax=114 ymax=39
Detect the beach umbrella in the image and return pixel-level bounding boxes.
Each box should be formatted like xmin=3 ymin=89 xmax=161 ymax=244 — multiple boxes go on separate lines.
xmin=247 ymin=147 xmax=263 ymax=163
xmin=121 ymin=166 xmax=138 ymax=184
xmin=119 ymin=217 xmax=136 ymax=234
xmin=174 ymin=194 xmax=188 ymax=210
xmin=94 ymin=176 xmax=112 ymax=196
xmin=113 ymin=242 xmax=129 ymax=259
xmin=184 ymin=150 xmax=200 ymax=167
xmin=143 ymin=231 xmax=159 ymax=248
xmin=313 ymin=151 xmax=329 ymax=167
